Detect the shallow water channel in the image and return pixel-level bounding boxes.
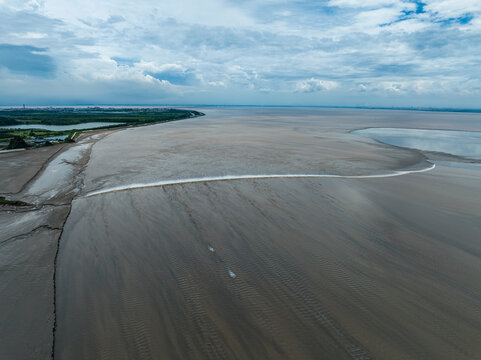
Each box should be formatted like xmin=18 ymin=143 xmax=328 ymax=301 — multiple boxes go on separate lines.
xmin=353 ymin=128 xmax=481 ymax=160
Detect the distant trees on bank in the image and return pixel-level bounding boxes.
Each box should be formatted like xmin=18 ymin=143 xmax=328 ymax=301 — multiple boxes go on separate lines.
xmin=6 ymin=136 xmax=28 ymax=149
xmin=0 ymin=116 xmax=20 ymax=126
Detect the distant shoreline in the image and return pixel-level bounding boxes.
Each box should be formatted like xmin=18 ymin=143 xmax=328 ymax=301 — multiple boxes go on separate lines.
xmin=0 ymin=108 xmax=204 ymax=150
xmin=2 ymin=105 xmax=480 ymax=114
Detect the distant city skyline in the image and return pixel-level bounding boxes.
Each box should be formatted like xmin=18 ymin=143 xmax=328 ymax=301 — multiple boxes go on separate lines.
xmin=1 ymin=0 xmax=480 ymax=107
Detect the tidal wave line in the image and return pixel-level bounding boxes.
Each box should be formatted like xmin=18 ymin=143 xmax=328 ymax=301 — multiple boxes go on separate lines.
xmin=82 ymin=163 xmax=435 ymax=198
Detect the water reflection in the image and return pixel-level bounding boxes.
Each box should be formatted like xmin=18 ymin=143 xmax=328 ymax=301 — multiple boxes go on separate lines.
xmin=353 ymin=128 xmax=481 ymax=160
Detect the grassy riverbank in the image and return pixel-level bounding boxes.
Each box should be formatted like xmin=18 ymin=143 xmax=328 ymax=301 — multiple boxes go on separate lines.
xmin=0 ymin=108 xmax=204 ymax=148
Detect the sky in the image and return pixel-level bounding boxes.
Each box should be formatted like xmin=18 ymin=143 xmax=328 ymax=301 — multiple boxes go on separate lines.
xmin=0 ymin=0 xmax=480 ymax=107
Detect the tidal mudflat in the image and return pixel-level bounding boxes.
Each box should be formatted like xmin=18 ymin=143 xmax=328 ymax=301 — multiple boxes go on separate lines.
xmin=2 ymin=108 xmax=481 ymax=359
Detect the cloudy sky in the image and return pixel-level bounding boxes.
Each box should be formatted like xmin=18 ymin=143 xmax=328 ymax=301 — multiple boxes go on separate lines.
xmin=1 ymin=0 xmax=480 ymax=107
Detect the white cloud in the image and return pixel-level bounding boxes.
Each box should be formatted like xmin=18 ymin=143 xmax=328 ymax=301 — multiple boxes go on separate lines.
xmin=11 ymin=31 xmax=48 ymax=39
xmin=355 ymin=7 xmax=405 ymax=27
xmin=134 ymin=62 xmax=184 ymax=74
xmin=0 ymin=0 xmax=44 ymax=11
xmin=328 ymin=0 xmax=402 ymax=8
xmin=387 ymin=18 xmax=429 ymax=33
xmin=424 ymin=0 xmax=481 ymax=19
xmin=0 ymin=0 xmax=480 ymax=106
xmin=208 ymin=81 xmax=226 ymax=87
xmin=295 ymin=78 xmax=339 ymax=92
xmin=40 ymin=0 xmax=254 ymax=27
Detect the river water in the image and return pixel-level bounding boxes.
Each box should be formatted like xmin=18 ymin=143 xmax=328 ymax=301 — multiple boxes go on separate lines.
xmin=353 ymin=127 xmax=481 ymax=160
xmin=53 ymin=108 xmax=481 ymax=360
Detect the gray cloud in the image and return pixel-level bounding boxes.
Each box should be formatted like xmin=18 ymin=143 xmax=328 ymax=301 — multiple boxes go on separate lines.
xmin=0 ymin=44 xmax=56 ymax=77
xmin=0 ymin=9 xmax=63 ymax=35
xmin=0 ymin=0 xmax=480 ymax=107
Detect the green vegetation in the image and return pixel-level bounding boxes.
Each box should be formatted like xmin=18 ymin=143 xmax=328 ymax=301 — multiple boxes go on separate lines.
xmin=0 ymin=129 xmax=69 ymax=142
xmin=6 ymin=136 xmax=28 ymax=149
xmin=0 ymin=196 xmax=31 ymax=206
xmin=65 ymin=131 xmax=76 ymax=142
xmin=0 ymin=116 xmax=20 ymax=126
xmin=0 ymin=108 xmax=204 ymax=149
xmin=0 ymin=108 xmax=203 ymax=126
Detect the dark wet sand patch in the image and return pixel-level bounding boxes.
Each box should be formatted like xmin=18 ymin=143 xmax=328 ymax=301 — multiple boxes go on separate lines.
xmin=0 ymin=145 xmax=68 ymax=194
xmin=0 ymin=227 xmax=59 ymax=360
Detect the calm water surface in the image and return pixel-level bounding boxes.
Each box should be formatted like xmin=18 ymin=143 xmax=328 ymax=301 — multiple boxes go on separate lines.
xmin=353 ymin=128 xmax=481 ymax=160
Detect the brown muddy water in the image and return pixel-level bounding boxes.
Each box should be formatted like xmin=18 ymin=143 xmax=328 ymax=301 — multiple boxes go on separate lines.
xmin=2 ymin=108 xmax=481 ymax=360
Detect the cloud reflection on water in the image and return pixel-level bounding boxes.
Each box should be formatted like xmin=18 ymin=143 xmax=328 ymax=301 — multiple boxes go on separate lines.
xmin=354 ymin=128 xmax=481 ymax=160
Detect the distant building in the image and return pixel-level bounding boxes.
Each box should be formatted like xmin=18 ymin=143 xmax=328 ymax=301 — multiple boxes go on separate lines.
xmin=34 ymin=138 xmax=47 ymax=144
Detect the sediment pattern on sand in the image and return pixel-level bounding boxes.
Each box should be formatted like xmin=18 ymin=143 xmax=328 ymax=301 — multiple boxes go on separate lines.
xmin=4 ymin=108 xmax=481 ymax=360
xmin=56 ymin=167 xmax=481 ymax=359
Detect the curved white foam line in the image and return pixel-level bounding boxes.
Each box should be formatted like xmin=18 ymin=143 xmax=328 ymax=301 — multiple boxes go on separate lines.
xmin=83 ymin=163 xmax=435 ymax=198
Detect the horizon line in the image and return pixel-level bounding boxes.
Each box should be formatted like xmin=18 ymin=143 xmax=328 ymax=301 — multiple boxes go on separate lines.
xmin=1 ymin=104 xmax=481 ymax=113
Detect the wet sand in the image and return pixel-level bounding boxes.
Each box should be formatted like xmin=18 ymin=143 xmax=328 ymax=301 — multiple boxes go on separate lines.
xmin=0 ymin=145 xmax=69 ymax=194
xmin=57 ymin=165 xmax=481 ymax=360
xmin=0 ymin=131 xmax=109 ymax=360
xmin=2 ymin=108 xmax=481 ymax=359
